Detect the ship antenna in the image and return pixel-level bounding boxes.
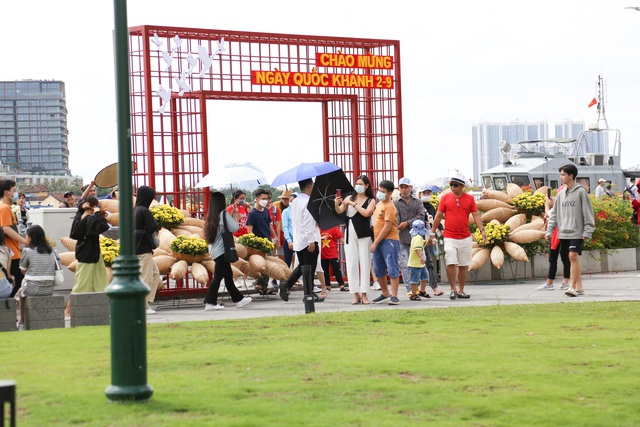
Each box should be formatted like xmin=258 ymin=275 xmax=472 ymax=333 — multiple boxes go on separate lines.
xmin=596 ymin=75 xmax=608 ymax=129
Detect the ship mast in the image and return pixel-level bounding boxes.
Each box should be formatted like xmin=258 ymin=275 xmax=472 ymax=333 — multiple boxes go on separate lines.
xmin=596 ymin=75 xmax=608 ymax=130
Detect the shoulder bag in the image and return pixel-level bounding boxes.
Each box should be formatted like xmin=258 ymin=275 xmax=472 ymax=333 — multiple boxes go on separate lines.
xmin=53 ymin=252 xmax=65 ymax=287
xmin=222 ymin=212 xmax=239 ymax=263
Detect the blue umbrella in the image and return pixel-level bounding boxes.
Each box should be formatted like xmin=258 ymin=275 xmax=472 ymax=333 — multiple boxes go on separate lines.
xmin=428 ymin=185 xmax=443 ymax=193
xmin=271 ymin=161 xmax=341 ymax=187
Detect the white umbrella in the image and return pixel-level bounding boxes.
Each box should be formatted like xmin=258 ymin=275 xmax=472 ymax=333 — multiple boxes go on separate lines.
xmin=195 ymin=165 xmax=268 ymax=189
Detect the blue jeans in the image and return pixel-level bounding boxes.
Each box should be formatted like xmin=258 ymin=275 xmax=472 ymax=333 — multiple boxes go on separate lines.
xmin=373 ymin=239 xmax=400 ymax=279
xmin=408 ymin=266 xmax=429 ymax=285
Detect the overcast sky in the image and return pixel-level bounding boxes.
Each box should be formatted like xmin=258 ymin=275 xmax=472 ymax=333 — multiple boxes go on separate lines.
xmin=3 ymin=0 xmax=640 ymax=187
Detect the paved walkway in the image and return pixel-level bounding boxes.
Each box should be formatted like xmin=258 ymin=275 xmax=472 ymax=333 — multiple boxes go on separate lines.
xmin=145 ymin=270 xmax=640 ymax=325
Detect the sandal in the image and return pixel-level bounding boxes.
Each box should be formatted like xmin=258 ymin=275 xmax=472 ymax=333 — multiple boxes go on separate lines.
xmin=409 ymin=294 xmax=421 ymax=301
xmin=433 ymin=290 xmax=444 ymax=296
xmin=418 ymin=291 xmax=431 ymax=298
xmin=325 ymin=286 xmax=332 ymax=291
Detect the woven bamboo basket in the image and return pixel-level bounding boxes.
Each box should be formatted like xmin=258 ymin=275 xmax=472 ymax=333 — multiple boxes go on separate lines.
xmin=171 ymin=252 xmax=209 ymax=264
xmin=244 ymin=247 xmax=268 ymax=258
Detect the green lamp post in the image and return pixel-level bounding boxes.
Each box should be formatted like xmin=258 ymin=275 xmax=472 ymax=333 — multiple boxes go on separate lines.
xmin=104 ymin=0 xmax=153 ymax=402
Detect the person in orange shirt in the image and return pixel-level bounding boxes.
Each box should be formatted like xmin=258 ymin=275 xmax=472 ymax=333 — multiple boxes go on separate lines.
xmin=0 ymin=179 xmax=28 ymax=297
xmin=370 ymin=180 xmax=401 ymax=305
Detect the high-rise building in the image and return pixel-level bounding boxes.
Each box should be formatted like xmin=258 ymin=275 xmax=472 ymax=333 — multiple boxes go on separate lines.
xmin=472 ymin=121 xmax=548 ymax=184
xmin=0 ymin=80 xmax=70 ymax=175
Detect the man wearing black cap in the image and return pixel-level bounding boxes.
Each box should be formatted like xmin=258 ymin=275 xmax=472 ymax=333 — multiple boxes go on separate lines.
xmin=428 ymin=173 xmax=485 ymax=300
xmin=59 ymin=191 xmax=77 ymax=208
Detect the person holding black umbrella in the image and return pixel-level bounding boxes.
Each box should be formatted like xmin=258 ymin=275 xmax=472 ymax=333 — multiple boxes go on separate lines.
xmin=278 ymin=178 xmax=323 ymax=303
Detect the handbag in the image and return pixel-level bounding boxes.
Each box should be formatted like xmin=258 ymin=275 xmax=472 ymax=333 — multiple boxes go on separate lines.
xmin=222 ymin=212 xmax=238 ymax=263
xmin=53 ymin=252 xmax=65 ymax=287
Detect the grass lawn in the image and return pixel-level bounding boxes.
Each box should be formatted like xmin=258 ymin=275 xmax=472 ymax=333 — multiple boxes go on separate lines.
xmin=3 ymin=302 xmax=640 ymax=426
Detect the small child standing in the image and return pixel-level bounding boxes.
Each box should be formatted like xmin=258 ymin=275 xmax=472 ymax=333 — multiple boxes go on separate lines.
xmin=320 ymin=226 xmax=347 ymax=292
xmin=407 ymin=219 xmax=430 ymax=300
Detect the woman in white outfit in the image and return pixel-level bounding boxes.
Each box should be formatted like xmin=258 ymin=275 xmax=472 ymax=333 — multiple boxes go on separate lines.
xmin=335 ymin=175 xmax=375 ymax=305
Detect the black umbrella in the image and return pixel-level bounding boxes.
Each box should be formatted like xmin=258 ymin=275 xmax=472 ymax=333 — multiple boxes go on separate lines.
xmin=307 ymin=169 xmax=354 ymax=230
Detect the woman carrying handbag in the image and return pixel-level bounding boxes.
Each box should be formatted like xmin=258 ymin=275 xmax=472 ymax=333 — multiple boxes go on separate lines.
xmin=203 ymin=191 xmax=252 ymax=311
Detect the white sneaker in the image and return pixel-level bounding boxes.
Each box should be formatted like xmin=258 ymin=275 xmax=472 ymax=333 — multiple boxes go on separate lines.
xmin=146 ymin=308 xmax=156 ymax=315
xmin=537 ymin=284 xmax=554 ymax=291
xmin=236 ymin=296 xmax=252 ymax=308
xmin=558 ymin=283 xmax=569 ymax=290
xmin=565 ymin=289 xmax=578 ymax=297
xmin=372 ymin=281 xmax=381 ymax=291
xmin=204 ymin=303 xmax=225 ymax=311
xmin=313 ymin=286 xmax=322 ymax=293
xmin=16 ymin=321 xmax=25 ymax=331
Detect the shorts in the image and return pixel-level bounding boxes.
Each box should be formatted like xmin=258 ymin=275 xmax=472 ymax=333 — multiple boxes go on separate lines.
xmin=408 ymin=266 xmax=428 ymax=285
xmin=444 ymin=236 xmax=472 ymax=267
xmin=560 ymin=239 xmax=584 ymax=255
xmin=373 ymin=239 xmax=400 ymax=279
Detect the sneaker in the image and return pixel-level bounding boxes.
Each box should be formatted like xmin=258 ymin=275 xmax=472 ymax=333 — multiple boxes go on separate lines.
xmin=16 ymin=321 xmax=25 ymax=331
xmin=204 ymin=303 xmax=225 ymax=311
xmin=565 ymin=289 xmax=578 ymax=297
xmin=388 ymin=296 xmax=400 ymax=305
xmin=372 ymin=281 xmax=381 ymax=291
xmin=457 ymin=291 xmax=470 ymax=299
xmin=145 ymin=308 xmax=156 ymax=315
xmin=372 ymin=294 xmax=389 ymax=304
xmin=537 ymin=284 xmax=554 ymax=291
xmin=236 ymin=296 xmax=252 ymax=308
xmin=313 ymin=286 xmax=322 ymax=293
xmin=450 ymin=291 xmax=457 ymax=300
xmin=558 ymin=283 xmax=570 ymax=290
xmin=575 ymin=290 xmax=585 ymax=295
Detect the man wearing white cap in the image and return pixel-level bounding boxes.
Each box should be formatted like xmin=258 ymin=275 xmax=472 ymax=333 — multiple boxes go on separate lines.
xmin=428 ymin=173 xmax=485 ymax=300
xmin=595 ymin=178 xmax=607 ymax=198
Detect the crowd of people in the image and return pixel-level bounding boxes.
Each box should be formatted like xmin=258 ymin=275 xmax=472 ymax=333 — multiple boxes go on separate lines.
xmin=5 ymin=164 xmax=639 ymax=327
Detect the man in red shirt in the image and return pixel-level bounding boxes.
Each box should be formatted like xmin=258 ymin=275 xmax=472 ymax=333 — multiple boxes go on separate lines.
xmin=428 ymin=174 xmax=485 ymax=300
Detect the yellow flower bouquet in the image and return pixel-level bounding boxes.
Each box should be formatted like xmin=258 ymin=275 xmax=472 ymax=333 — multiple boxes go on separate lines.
xmin=170 ymin=235 xmax=209 ymax=264
xmin=150 ymin=204 xmax=185 ymax=228
xmin=99 ymin=237 xmax=120 ymax=266
xmin=474 ymin=223 xmax=510 ymax=248
xmin=511 ymin=192 xmax=546 ymax=216
xmin=238 ymin=233 xmax=275 ymax=254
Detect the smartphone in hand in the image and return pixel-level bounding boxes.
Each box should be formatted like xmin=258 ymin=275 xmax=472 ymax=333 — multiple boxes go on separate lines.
xmin=335 ymin=189 xmax=341 ymax=198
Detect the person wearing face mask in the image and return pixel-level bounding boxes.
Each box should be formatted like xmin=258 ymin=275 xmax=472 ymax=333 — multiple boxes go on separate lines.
xmin=226 ymin=189 xmax=252 ymax=237
xmin=393 ymin=177 xmax=426 ymax=300
xmin=247 ymin=188 xmax=278 ymax=294
xmin=335 ymin=175 xmax=375 ymax=304
xmin=428 ymin=173 xmax=485 ymax=300
xmin=0 ymin=179 xmax=27 ymax=297
xmin=369 ymin=180 xmax=402 ymax=305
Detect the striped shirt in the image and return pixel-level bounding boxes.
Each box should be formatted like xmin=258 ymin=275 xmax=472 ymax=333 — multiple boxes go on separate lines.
xmin=19 ymin=248 xmax=60 ymax=296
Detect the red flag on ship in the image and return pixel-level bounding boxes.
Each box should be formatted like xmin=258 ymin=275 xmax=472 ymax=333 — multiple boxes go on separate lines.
xmin=588 ymin=98 xmax=597 ymax=108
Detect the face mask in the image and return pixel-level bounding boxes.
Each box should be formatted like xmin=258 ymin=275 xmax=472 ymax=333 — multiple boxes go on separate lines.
xmin=259 ymin=199 xmax=268 ymax=208
xmin=237 ymin=199 xmax=245 ymax=205
xmin=421 ymin=196 xmax=430 ymax=202
xmin=354 ymin=184 xmax=365 ymax=194
xmin=376 ymin=191 xmax=387 ymax=201
xmin=12 ymin=192 xmax=18 ymax=203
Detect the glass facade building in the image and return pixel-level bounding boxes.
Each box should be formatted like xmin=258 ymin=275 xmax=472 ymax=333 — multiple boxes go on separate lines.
xmin=0 ymin=80 xmax=69 ymax=175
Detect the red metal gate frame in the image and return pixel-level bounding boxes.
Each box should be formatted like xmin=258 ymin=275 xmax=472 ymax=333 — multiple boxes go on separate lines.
xmin=128 ymin=25 xmax=404 ymax=297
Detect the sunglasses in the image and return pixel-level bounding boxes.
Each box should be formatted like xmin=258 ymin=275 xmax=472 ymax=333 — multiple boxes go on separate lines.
xmin=450 ymin=183 xmax=461 ymax=188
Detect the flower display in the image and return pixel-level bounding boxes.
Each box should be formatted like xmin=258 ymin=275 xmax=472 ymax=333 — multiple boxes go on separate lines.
xmin=238 ymin=233 xmax=275 ymax=253
xmin=150 ymin=204 xmax=185 ymax=228
xmin=99 ymin=237 xmax=120 ymax=266
xmin=429 ymin=193 xmax=439 ymax=210
xmin=170 ymin=235 xmax=209 ymax=256
xmin=474 ymin=223 xmax=510 ymax=248
xmin=586 ymin=195 xmax=637 ymax=251
xmin=511 ymin=191 xmax=546 ymax=216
